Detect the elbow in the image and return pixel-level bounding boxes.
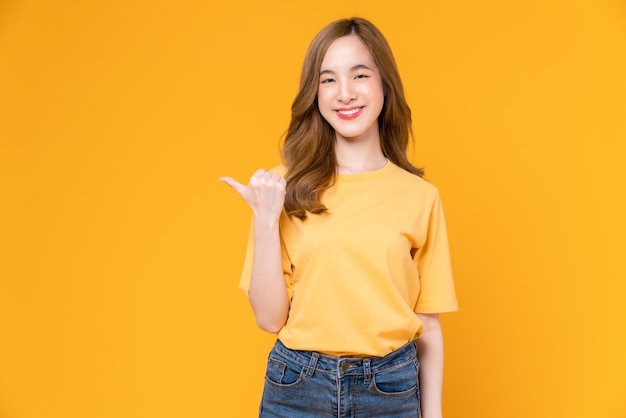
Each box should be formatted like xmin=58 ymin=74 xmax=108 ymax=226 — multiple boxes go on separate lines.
xmin=253 ymin=308 xmax=288 ymax=334
xmin=250 ymin=297 xmax=289 ymax=334
xmin=256 ymin=317 xmax=286 ymax=334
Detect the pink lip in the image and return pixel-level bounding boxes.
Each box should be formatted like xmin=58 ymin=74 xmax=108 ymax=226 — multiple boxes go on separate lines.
xmin=335 ymin=107 xmax=364 ymax=120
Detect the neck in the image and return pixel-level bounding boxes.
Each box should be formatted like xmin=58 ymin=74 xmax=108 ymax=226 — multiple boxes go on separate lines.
xmin=335 ymin=137 xmax=387 ymax=175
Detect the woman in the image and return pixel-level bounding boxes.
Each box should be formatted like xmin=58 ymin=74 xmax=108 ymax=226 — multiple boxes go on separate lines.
xmin=221 ymin=17 xmax=458 ymax=418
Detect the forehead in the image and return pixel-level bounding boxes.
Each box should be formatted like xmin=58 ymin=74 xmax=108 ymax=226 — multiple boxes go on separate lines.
xmin=320 ymin=35 xmax=377 ymax=70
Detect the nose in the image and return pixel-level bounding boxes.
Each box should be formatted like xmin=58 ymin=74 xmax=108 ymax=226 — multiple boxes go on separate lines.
xmin=337 ymin=81 xmax=356 ymax=103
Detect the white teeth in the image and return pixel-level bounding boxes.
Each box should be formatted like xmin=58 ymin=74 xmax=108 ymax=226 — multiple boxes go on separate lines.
xmin=338 ymin=108 xmax=360 ymax=115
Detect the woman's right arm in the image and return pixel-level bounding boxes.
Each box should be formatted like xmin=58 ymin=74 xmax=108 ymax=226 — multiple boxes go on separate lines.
xmin=220 ymin=169 xmax=290 ymax=333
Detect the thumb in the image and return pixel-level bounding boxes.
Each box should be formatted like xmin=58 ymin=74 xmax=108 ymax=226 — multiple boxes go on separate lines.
xmin=219 ymin=176 xmax=246 ymax=196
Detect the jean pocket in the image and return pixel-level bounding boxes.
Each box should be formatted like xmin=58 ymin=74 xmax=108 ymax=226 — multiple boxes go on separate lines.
xmin=371 ymin=359 xmax=418 ymax=397
xmin=264 ymin=356 xmax=305 ymax=388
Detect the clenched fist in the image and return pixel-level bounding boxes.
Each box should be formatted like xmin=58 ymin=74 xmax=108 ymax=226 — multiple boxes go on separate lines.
xmin=220 ymin=169 xmax=286 ymax=225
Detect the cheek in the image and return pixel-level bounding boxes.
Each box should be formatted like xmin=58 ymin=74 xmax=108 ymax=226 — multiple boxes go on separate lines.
xmin=370 ymin=82 xmax=385 ymax=100
xmin=370 ymin=84 xmax=385 ymax=110
xmin=316 ymin=90 xmax=334 ymax=114
xmin=317 ymin=88 xmax=329 ymax=104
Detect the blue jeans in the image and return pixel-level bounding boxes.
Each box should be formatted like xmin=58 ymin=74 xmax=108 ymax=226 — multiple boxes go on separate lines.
xmin=259 ymin=339 xmax=420 ymax=417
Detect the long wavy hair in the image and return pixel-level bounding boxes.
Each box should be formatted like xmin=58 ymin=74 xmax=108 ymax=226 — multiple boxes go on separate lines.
xmin=282 ymin=17 xmax=424 ymax=220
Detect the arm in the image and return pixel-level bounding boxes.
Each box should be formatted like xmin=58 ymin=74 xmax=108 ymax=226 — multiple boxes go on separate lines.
xmin=248 ymin=210 xmax=290 ymax=332
xmin=220 ymin=169 xmax=290 ymax=333
xmin=415 ymin=313 xmax=444 ymax=418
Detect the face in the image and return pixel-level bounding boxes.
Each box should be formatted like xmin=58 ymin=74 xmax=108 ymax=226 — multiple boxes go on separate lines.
xmin=317 ymin=35 xmax=385 ymax=143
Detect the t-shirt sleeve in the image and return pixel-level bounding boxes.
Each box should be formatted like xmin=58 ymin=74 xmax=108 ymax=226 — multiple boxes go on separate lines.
xmin=238 ymin=217 xmax=294 ymax=301
xmin=412 ymin=192 xmax=459 ymax=313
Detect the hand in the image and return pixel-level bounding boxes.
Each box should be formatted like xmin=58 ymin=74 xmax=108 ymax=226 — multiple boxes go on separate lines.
xmin=220 ymin=169 xmax=286 ymax=225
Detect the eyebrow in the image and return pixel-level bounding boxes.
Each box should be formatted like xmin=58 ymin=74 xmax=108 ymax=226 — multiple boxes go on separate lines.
xmin=319 ymin=64 xmax=373 ymax=76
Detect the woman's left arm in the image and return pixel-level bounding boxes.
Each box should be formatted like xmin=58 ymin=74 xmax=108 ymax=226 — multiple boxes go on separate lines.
xmin=415 ymin=313 xmax=444 ymax=418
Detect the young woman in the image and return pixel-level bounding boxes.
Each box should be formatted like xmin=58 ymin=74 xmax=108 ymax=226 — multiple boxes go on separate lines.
xmin=221 ymin=17 xmax=458 ymax=418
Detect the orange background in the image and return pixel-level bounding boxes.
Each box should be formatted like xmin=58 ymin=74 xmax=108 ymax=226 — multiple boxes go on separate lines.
xmin=1 ymin=1 xmax=625 ymax=417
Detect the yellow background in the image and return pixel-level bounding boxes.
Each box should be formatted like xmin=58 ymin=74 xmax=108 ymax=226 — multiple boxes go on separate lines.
xmin=1 ymin=0 xmax=625 ymax=417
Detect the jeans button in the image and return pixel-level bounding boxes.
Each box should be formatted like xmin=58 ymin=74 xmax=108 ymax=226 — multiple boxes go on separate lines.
xmin=341 ymin=363 xmax=349 ymax=372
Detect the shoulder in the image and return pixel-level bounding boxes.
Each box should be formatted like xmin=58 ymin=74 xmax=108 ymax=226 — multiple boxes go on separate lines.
xmin=389 ymin=163 xmax=440 ymax=200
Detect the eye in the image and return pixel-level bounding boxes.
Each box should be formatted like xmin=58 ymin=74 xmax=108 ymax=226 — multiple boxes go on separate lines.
xmin=320 ymin=77 xmax=335 ymax=84
xmin=355 ymin=74 xmax=369 ymax=79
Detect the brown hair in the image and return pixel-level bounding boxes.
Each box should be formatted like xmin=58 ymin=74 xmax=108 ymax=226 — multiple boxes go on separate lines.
xmin=282 ymin=17 xmax=424 ymax=219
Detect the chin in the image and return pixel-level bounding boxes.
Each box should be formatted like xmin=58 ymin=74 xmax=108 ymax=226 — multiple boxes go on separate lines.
xmin=335 ymin=132 xmax=363 ymax=140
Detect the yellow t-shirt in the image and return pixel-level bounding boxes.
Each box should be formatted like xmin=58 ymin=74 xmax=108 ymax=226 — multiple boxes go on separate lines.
xmin=239 ymin=160 xmax=458 ymax=357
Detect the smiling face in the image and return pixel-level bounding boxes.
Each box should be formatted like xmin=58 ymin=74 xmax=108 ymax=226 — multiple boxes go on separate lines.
xmin=317 ymin=35 xmax=385 ymax=144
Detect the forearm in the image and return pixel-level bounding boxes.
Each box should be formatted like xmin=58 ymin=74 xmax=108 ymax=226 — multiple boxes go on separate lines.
xmin=248 ymin=217 xmax=290 ymax=333
xmin=220 ymin=169 xmax=288 ymax=332
xmin=415 ymin=314 xmax=444 ymax=418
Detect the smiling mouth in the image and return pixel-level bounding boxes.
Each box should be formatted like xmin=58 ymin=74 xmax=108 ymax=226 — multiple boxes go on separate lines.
xmin=337 ymin=107 xmax=362 ymax=115
xmin=336 ymin=107 xmax=364 ymax=119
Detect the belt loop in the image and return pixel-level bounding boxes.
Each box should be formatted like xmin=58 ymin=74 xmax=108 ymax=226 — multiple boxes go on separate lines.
xmin=306 ymin=352 xmax=319 ymax=377
xmin=363 ymin=358 xmax=371 ymax=384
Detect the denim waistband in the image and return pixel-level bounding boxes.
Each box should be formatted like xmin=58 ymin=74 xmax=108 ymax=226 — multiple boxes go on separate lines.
xmin=272 ymin=339 xmax=417 ymax=379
